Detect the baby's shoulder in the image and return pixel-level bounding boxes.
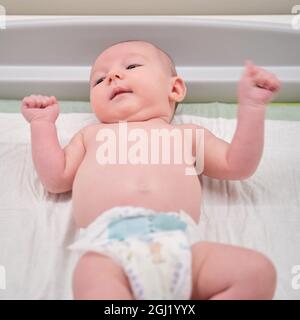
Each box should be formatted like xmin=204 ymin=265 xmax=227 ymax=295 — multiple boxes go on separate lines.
xmin=80 ymin=122 xmax=103 ymax=135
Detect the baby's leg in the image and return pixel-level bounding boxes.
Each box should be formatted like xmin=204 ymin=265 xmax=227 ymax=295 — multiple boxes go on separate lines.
xmin=191 ymin=242 xmax=276 ymax=300
xmin=72 ymin=252 xmax=134 ymax=300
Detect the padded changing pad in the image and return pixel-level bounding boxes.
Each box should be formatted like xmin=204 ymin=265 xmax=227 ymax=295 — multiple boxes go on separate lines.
xmin=0 ymin=100 xmax=299 ymax=299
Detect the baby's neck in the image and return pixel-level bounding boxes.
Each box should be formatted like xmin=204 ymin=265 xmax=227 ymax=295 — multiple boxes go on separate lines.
xmin=139 ymin=117 xmax=170 ymax=126
xmin=105 ymin=116 xmax=171 ymax=126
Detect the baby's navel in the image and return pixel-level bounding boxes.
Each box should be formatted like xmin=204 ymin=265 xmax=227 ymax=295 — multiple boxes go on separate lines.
xmin=137 ymin=181 xmax=151 ymax=193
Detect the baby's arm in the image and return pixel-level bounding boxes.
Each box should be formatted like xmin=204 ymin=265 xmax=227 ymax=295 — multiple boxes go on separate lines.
xmin=21 ymin=95 xmax=86 ymax=193
xmin=195 ymin=61 xmax=281 ymax=180
xmin=196 ymin=111 xmax=265 ymax=180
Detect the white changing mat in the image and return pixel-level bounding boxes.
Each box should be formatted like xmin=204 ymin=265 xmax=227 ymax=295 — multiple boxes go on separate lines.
xmin=0 ymin=109 xmax=299 ymax=299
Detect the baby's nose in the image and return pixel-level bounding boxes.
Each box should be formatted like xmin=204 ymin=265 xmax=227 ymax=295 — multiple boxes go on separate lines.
xmin=108 ymin=72 xmax=122 ymax=82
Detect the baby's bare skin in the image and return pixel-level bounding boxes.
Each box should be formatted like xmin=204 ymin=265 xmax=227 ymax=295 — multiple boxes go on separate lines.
xmin=21 ymin=40 xmax=281 ymax=299
xmin=72 ymin=121 xmax=202 ymax=227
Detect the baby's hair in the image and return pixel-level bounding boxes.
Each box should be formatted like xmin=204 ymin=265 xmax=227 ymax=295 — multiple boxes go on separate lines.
xmin=105 ymin=40 xmax=179 ymax=111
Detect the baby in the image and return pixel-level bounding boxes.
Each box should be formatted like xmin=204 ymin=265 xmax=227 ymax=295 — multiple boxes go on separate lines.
xmin=21 ymin=40 xmax=281 ymax=300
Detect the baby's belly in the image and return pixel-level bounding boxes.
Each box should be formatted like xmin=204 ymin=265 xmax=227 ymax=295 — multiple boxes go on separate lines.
xmin=72 ymin=160 xmax=202 ymax=228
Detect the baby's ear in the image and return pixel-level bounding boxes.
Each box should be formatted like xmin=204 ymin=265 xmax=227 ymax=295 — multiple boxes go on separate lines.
xmin=169 ymin=76 xmax=187 ymax=103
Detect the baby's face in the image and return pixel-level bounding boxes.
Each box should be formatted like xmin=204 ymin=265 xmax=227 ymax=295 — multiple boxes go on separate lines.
xmin=90 ymin=42 xmax=180 ymax=123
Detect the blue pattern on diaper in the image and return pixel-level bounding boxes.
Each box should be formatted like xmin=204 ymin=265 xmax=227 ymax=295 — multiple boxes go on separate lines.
xmin=108 ymin=213 xmax=187 ymax=241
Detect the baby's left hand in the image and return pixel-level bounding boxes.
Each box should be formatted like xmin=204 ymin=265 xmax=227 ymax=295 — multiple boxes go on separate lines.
xmin=238 ymin=60 xmax=281 ymax=108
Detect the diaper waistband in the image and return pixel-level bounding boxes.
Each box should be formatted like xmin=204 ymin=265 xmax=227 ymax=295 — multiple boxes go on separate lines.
xmin=107 ymin=213 xmax=187 ymax=241
xmin=71 ymin=206 xmax=201 ymax=250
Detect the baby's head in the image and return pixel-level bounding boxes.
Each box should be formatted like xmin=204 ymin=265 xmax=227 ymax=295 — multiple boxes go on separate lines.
xmin=90 ymin=40 xmax=186 ymax=123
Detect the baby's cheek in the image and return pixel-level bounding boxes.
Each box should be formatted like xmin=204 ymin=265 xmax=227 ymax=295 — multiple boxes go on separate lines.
xmin=90 ymin=90 xmax=102 ymax=111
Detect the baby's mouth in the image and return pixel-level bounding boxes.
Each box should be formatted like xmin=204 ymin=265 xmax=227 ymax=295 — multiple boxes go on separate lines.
xmin=111 ymin=89 xmax=133 ymax=100
xmin=112 ymin=91 xmax=132 ymax=99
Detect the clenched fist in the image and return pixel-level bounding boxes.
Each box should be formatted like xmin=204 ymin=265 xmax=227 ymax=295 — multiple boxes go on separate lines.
xmin=21 ymin=95 xmax=60 ymax=123
xmin=238 ymin=60 xmax=281 ymax=108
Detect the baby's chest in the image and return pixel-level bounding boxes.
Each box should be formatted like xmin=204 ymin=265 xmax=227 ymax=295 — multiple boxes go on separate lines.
xmin=84 ymin=125 xmax=196 ymax=165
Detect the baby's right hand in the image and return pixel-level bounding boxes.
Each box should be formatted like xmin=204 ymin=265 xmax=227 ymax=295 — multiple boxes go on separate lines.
xmin=21 ymin=95 xmax=60 ymax=123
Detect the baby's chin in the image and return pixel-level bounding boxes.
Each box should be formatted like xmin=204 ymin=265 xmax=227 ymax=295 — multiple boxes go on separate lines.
xmin=91 ymin=105 xmax=143 ymax=123
xmin=91 ymin=101 xmax=173 ymax=123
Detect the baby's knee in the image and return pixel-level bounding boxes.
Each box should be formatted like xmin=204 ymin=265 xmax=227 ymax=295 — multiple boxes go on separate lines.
xmin=258 ymin=254 xmax=277 ymax=295
xmin=245 ymin=251 xmax=277 ymax=299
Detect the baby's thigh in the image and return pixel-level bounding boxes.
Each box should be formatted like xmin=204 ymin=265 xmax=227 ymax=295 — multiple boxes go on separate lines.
xmin=191 ymin=241 xmax=276 ymax=300
xmin=72 ymin=252 xmax=133 ymax=299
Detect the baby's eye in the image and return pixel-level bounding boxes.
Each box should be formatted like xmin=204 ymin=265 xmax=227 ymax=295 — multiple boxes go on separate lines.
xmin=95 ymin=77 xmax=105 ymax=86
xmin=127 ymin=64 xmax=140 ymax=70
xmin=94 ymin=64 xmax=140 ymax=86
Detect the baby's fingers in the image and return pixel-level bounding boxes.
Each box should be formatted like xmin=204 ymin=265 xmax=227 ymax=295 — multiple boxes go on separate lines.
xmin=22 ymin=95 xmax=43 ymax=108
xmin=22 ymin=96 xmax=36 ymax=108
xmin=269 ymin=77 xmax=281 ymax=92
xmin=41 ymin=95 xmax=57 ymax=108
xmin=245 ymin=60 xmax=258 ymax=77
xmin=255 ymin=72 xmax=281 ymax=92
xmin=36 ymin=95 xmax=49 ymax=108
xmin=49 ymin=96 xmax=58 ymax=106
